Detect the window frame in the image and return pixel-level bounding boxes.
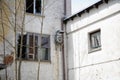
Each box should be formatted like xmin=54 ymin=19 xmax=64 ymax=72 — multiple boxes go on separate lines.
xmin=26 ymin=0 xmax=41 ymax=14
xmin=39 ymin=34 xmax=51 ymax=61
xmin=17 ymin=32 xmax=51 ymax=61
xmin=88 ymin=29 xmax=101 ymax=53
xmin=26 ymin=32 xmax=40 ymax=60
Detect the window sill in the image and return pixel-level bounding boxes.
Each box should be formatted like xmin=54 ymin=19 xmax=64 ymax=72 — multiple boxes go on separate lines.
xmin=40 ymin=60 xmax=51 ymax=63
xmin=25 ymin=13 xmax=45 ymax=17
xmin=89 ymin=47 xmax=101 ymax=53
xmin=16 ymin=59 xmax=51 ymax=63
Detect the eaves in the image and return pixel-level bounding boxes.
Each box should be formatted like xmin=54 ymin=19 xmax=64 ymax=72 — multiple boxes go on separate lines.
xmin=63 ymin=0 xmax=109 ymax=23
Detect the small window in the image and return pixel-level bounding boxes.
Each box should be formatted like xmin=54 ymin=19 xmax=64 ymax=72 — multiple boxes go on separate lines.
xmin=26 ymin=0 xmax=41 ymax=14
xmin=17 ymin=33 xmax=50 ymax=61
xmin=89 ymin=30 xmax=101 ymax=52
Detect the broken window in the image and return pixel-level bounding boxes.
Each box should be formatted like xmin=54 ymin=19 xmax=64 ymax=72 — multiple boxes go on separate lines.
xmin=17 ymin=33 xmax=50 ymax=61
xmin=26 ymin=0 xmax=41 ymax=14
xmin=89 ymin=30 xmax=101 ymax=51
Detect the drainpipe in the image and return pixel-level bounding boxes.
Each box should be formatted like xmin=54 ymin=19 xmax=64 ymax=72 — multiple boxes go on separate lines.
xmin=61 ymin=21 xmax=68 ymax=80
xmin=61 ymin=0 xmax=67 ymax=80
xmin=61 ymin=20 xmax=66 ymax=80
xmin=64 ymin=0 xmax=66 ymax=16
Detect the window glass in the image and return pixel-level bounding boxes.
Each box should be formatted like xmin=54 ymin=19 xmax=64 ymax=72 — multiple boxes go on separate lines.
xmin=40 ymin=48 xmax=49 ymax=60
xmin=36 ymin=0 xmax=41 ymax=13
xmin=89 ymin=30 xmax=101 ymax=51
xmin=26 ymin=0 xmax=33 ymax=13
xmin=40 ymin=35 xmax=50 ymax=60
xmin=17 ymin=34 xmax=27 ymax=59
xmin=26 ymin=0 xmax=41 ymax=14
xmin=41 ymin=36 xmax=50 ymax=48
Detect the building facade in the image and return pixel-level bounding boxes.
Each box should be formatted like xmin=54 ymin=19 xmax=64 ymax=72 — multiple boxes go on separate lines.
xmin=0 ymin=0 xmax=71 ymax=80
xmin=64 ymin=0 xmax=120 ymax=80
xmin=1 ymin=0 xmax=120 ymax=80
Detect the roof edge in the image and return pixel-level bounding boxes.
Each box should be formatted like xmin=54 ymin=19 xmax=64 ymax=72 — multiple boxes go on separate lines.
xmin=63 ymin=0 xmax=109 ymax=23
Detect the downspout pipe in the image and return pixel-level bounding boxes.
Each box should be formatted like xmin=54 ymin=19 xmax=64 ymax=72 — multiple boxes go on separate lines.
xmin=61 ymin=21 xmax=66 ymax=80
xmin=61 ymin=0 xmax=67 ymax=80
xmin=64 ymin=0 xmax=66 ymax=16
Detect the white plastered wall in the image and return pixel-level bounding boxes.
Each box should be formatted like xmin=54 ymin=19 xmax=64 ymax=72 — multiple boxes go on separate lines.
xmin=65 ymin=0 xmax=120 ymax=80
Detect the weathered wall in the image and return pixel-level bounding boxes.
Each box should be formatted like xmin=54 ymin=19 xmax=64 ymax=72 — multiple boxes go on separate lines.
xmin=65 ymin=0 xmax=120 ymax=80
xmin=0 ymin=1 xmax=9 ymax=43
xmin=24 ymin=0 xmax=64 ymax=80
xmin=0 ymin=0 xmax=66 ymax=80
xmin=65 ymin=0 xmax=71 ymax=17
xmin=0 ymin=0 xmax=14 ymax=64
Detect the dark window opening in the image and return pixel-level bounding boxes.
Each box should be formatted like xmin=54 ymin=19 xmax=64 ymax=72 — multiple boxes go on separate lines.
xmin=26 ymin=0 xmax=41 ymax=14
xmin=26 ymin=0 xmax=33 ymax=13
xmin=36 ymin=0 xmax=41 ymax=13
xmin=17 ymin=34 xmax=27 ymax=59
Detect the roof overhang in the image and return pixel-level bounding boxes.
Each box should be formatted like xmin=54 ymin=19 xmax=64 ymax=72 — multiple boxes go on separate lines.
xmin=63 ymin=0 xmax=109 ymax=23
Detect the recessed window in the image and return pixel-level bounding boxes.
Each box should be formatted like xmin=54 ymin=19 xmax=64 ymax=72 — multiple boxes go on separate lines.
xmin=26 ymin=0 xmax=41 ymax=14
xmin=89 ymin=30 xmax=101 ymax=52
xmin=17 ymin=33 xmax=50 ymax=61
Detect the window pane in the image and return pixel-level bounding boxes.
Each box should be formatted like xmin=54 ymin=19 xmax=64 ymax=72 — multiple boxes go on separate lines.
xmin=29 ymin=35 xmax=34 ymax=53
xmin=35 ymin=0 xmax=41 ymax=13
xmin=29 ymin=35 xmax=33 ymax=47
xmin=35 ymin=35 xmax=38 ymax=46
xmin=26 ymin=0 xmax=34 ymax=13
xmin=40 ymin=48 xmax=50 ymax=60
xmin=41 ymin=36 xmax=50 ymax=48
xmin=22 ymin=35 xmax=27 ymax=58
xmin=17 ymin=33 xmax=50 ymax=61
xmin=17 ymin=34 xmax=27 ymax=59
xmin=37 ymin=35 xmax=50 ymax=61
xmin=35 ymin=35 xmax=38 ymax=59
xmin=90 ymin=30 xmax=101 ymax=49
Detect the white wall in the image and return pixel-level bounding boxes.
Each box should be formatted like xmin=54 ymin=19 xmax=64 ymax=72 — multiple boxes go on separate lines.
xmin=21 ymin=0 xmax=64 ymax=80
xmin=0 ymin=0 xmax=65 ymax=80
xmin=65 ymin=0 xmax=120 ymax=80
